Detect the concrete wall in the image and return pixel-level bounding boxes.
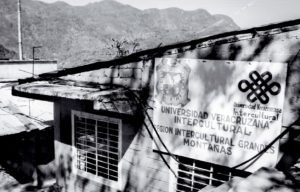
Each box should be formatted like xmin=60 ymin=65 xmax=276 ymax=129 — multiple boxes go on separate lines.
xmin=0 ymin=60 xmax=57 ymax=122
xmin=0 ymin=84 xmax=54 ymax=121
xmin=54 ymin=99 xmax=170 ymax=192
xmin=0 ymin=60 xmax=57 ymax=80
xmin=57 ymin=23 xmax=300 ymax=191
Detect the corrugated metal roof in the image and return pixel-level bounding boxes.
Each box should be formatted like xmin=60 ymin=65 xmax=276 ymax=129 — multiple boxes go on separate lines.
xmin=0 ymin=100 xmax=48 ymax=136
xmin=0 ymin=83 xmax=49 ymax=136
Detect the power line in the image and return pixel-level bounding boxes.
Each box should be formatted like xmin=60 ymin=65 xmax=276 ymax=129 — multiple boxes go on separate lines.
xmin=124 ymin=88 xmax=180 ymax=176
xmin=44 ymin=79 xmax=300 ymax=176
xmin=232 ymin=119 xmax=299 ymax=169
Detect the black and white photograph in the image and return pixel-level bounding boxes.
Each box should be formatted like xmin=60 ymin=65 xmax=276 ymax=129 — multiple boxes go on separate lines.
xmin=1 ymin=0 xmax=300 ymax=191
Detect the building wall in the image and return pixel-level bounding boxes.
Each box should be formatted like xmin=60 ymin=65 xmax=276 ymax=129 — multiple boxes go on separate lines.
xmin=63 ymin=25 xmax=300 ymax=129
xmin=0 ymin=60 xmax=57 ymax=79
xmin=54 ymin=99 xmax=170 ymax=192
xmin=0 ymin=60 xmax=57 ymax=122
xmin=57 ymin=24 xmax=300 ymax=191
xmin=0 ymin=84 xmax=54 ymax=121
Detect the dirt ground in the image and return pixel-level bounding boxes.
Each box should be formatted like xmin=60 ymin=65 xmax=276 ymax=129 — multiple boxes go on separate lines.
xmin=0 ymin=165 xmax=58 ymax=192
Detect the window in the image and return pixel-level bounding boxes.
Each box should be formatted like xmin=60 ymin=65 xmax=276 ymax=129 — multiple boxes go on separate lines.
xmin=170 ymin=156 xmax=250 ymax=192
xmin=72 ymin=110 xmax=122 ymax=188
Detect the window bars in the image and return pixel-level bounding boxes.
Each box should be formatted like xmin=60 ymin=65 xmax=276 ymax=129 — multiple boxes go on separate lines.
xmin=175 ymin=156 xmax=250 ymax=192
xmin=73 ymin=112 xmax=120 ymax=182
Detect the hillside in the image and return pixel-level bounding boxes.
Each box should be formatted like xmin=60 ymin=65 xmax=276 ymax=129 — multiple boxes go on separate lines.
xmin=0 ymin=44 xmax=16 ymax=59
xmin=0 ymin=0 xmax=240 ymax=68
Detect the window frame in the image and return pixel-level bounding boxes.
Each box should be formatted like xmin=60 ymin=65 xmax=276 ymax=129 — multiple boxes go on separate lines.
xmin=169 ymin=156 xmax=250 ymax=192
xmin=71 ymin=110 xmax=123 ymax=190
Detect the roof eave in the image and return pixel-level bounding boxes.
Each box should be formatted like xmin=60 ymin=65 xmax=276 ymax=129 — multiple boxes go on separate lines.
xmin=12 ymin=86 xmax=57 ymax=102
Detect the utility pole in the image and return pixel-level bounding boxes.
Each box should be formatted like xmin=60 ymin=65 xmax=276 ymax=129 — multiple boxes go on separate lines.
xmin=17 ymin=0 xmax=23 ymax=60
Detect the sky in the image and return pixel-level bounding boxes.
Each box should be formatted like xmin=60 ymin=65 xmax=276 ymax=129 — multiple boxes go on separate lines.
xmin=36 ymin=0 xmax=300 ymax=29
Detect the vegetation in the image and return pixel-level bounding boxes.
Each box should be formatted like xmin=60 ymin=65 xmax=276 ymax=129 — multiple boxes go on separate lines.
xmin=0 ymin=0 xmax=239 ymax=68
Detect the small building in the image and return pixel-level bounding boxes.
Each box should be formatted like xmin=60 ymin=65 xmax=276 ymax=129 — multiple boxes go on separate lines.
xmin=0 ymin=59 xmax=57 ymax=187
xmin=0 ymin=60 xmax=57 ymax=80
xmin=12 ymin=19 xmax=300 ymax=192
xmin=0 ymin=59 xmax=57 ymax=120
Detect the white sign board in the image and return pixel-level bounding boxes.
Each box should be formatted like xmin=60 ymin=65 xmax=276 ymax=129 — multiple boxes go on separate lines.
xmin=153 ymin=58 xmax=287 ymax=172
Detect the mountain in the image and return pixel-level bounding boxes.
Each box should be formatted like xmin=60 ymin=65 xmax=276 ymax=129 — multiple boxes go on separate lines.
xmin=0 ymin=44 xmax=16 ymax=59
xmin=0 ymin=0 xmax=239 ymax=68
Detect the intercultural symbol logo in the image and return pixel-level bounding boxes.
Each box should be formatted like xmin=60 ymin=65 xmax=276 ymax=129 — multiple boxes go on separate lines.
xmin=238 ymin=71 xmax=281 ymax=104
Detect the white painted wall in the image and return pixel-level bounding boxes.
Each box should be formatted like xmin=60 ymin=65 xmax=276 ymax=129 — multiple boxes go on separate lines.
xmin=0 ymin=60 xmax=57 ymax=80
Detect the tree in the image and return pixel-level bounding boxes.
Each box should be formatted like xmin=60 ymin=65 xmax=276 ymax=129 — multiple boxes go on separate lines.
xmin=106 ymin=38 xmax=141 ymax=58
